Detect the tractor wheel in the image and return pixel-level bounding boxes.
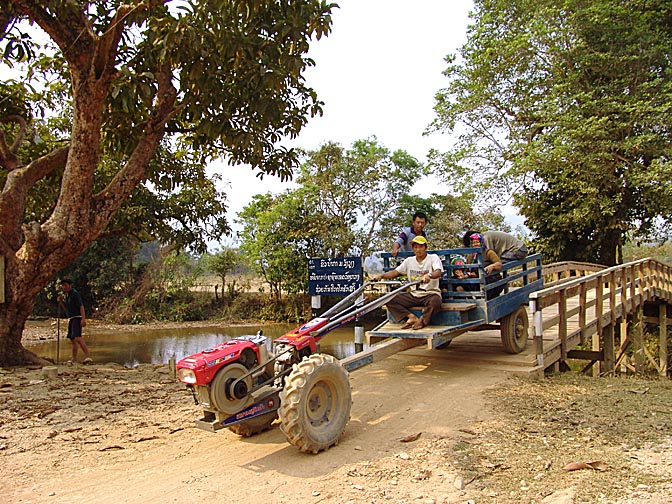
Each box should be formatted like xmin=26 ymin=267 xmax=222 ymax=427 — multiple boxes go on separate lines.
xmin=500 ymin=306 xmax=529 ymax=354
xmin=279 ymin=354 xmax=352 ymax=454
xmin=228 ymin=411 xmax=278 ymax=437
xmin=210 ymin=363 xmax=253 ymax=415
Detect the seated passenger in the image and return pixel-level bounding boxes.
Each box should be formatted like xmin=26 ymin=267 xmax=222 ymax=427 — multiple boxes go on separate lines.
xmin=467 ymin=233 xmax=505 ymax=299
xmin=441 ymin=255 xmax=476 ymax=293
xmin=372 ymin=236 xmax=443 ymax=330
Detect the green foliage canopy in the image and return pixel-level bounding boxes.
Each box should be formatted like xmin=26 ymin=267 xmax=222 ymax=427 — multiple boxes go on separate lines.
xmin=297 ymin=137 xmax=427 ymax=257
xmin=430 ymin=0 xmax=672 ymax=265
xmin=203 ymin=247 xmax=241 ymax=296
xmin=0 ymin=0 xmax=336 ymax=364
xmin=238 ymin=190 xmax=321 ymax=300
xmin=238 ymin=138 xmax=507 ymax=297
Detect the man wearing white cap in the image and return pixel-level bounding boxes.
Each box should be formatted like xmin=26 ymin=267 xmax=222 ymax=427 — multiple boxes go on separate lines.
xmin=372 ymin=235 xmax=443 ymax=330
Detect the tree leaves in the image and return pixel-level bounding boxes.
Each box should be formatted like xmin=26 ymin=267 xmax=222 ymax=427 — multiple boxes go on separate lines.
xmin=0 ymin=0 xmax=337 ymax=364
xmin=431 ymin=0 xmax=672 ymax=265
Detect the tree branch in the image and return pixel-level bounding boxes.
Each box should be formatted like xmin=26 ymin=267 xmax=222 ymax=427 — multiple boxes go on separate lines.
xmin=9 ymin=0 xmax=94 ymax=67
xmin=0 ymin=114 xmax=26 ymax=170
xmin=0 ymin=146 xmax=69 ymax=250
xmin=92 ymin=62 xmax=177 ymax=226
xmin=94 ymin=4 xmax=144 ymax=81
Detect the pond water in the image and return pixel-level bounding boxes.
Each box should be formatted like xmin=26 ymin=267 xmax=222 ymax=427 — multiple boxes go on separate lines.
xmin=28 ymin=322 xmax=379 ymax=368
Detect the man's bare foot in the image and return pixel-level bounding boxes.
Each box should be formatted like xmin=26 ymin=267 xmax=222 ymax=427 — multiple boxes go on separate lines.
xmin=412 ymin=319 xmax=426 ymax=330
xmin=401 ymin=316 xmax=418 ymax=329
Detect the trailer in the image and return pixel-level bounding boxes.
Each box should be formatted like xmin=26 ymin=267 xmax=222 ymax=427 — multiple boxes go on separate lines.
xmin=365 ymin=249 xmax=544 ymax=353
xmin=176 ymin=249 xmax=543 ymax=453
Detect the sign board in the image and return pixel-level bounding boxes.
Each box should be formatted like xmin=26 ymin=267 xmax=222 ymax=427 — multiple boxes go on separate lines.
xmin=308 ymin=257 xmax=362 ymax=296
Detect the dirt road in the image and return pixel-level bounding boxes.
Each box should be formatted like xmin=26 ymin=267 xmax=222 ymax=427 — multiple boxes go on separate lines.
xmin=1 ymin=349 xmax=506 ymax=504
xmin=3 ymin=319 xmax=671 ymax=503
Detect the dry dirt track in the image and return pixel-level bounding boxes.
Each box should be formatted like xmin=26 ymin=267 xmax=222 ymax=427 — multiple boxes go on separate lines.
xmin=1 ymin=349 xmax=508 ymax=504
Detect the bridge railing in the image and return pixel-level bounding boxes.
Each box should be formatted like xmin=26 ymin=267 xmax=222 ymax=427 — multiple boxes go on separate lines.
xmin=530 ymin=258 xmax=670 ymax=378
xmin=541 ymin=261 xmax=606 ymax=287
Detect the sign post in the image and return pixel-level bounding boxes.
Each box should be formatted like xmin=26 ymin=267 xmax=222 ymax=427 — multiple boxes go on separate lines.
xmin=308 ymin=257 xmax=362 ymax=297
xmin=308 ymin=257 xmax=364 ymax=353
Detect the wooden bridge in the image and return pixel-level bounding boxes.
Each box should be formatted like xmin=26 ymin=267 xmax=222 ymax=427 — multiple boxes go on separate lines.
xmin=357 ymin=259 xmax=671 ymax=379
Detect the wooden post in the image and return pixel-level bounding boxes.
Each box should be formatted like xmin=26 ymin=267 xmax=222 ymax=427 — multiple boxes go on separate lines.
xmin=600 ymin=271 xmax=617 ymax=376
xmin=603 ymin=324 xmax=615 ymax=374
xmin=630 ymin=264 xmax=637 ymax=310
xmin=660 ymin=303 xmax=668 ymax=379
xmin=593 ymin=275 xmax=604 ymax=377
xmin=624 ymin=266 xmax=637 ymax=375
xmin=638 ymin=262 xmax=645 ymax=302
xmin=619 ymin=318 xmax=629 ymax=375
xmin=633 ymin=307 xmax=644 ymax=374
xmin=559 ymin=289 xmax=568 ymax=361
xmin=620 ymin=267 xmax=628 ymax=327
xmin=653 ymin=261 xmax=660 ymax=293
xmin=609 ymin=271 xmax=616 ymax=326
xmin=578 ymin=282 xmax=587 ymax=345
xmin=531 ymin=297 xmax=544 ymax=368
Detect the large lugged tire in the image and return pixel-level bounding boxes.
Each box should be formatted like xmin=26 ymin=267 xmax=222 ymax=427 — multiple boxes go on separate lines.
xmin=279 ymin=354 xmax=352 ymax=454
xmin=500 ymin=306 xmax=529 ymax=354
xmin=228 ymin=411 xmax=278 ymax=437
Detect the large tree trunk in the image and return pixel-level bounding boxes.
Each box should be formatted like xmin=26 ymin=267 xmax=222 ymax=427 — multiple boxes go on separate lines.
xmin=0 ymin=311 xmax=45 ymax=366
xmin=0 ymin=287 xmax=44 ymax=366
xmin=598 ymin=229 xmax=621 ymax=267
xmin=0 ymin=5 xmax=177 ymax=366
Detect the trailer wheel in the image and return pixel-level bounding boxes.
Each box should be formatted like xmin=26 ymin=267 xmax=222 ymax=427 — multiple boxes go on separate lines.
xmin=228 ymin=411 xmax=278 ymax=437
xmin=500 ymin=306 xmax=529 ymax=354
xmin=279 ymin=354 xmax=352 ymax=454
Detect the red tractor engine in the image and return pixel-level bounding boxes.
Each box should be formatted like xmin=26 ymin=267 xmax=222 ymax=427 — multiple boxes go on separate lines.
xmin=176 ymin=333 xmax=280 ymax=436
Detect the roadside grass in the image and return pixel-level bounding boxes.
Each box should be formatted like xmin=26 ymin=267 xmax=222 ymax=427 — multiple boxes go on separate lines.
xmin=453 ymin=373 xmax=672 ymax=503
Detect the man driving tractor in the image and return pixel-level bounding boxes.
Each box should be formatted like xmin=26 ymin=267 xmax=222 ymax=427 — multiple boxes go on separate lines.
xmin=372 ymin=235 xmax=443 ymax=330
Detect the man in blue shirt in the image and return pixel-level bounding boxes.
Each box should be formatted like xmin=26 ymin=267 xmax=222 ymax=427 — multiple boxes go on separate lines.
xmin=391 ymin=211 xmax=428 ymax=257
xmin=57 ymin=279 xmax=92 ymax=364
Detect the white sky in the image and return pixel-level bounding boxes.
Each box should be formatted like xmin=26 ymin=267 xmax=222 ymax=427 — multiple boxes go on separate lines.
xmin=211 ymin=1 xmax=482 ymax=241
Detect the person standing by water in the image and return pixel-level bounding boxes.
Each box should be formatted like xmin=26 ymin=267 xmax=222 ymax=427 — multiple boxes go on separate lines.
xmin=57 ymin=279 xmax=92 ymax=364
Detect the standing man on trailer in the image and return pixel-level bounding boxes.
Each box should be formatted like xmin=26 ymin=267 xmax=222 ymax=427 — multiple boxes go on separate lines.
xmin=391 ymin=211 xmax=428 ymax=257
xmin=373 ymin=236 xmax=443 ymax=330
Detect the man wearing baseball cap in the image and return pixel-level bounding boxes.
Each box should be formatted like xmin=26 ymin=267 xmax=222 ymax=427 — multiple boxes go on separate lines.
xmin=372 ymin=235 xmax=443 ymax=330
